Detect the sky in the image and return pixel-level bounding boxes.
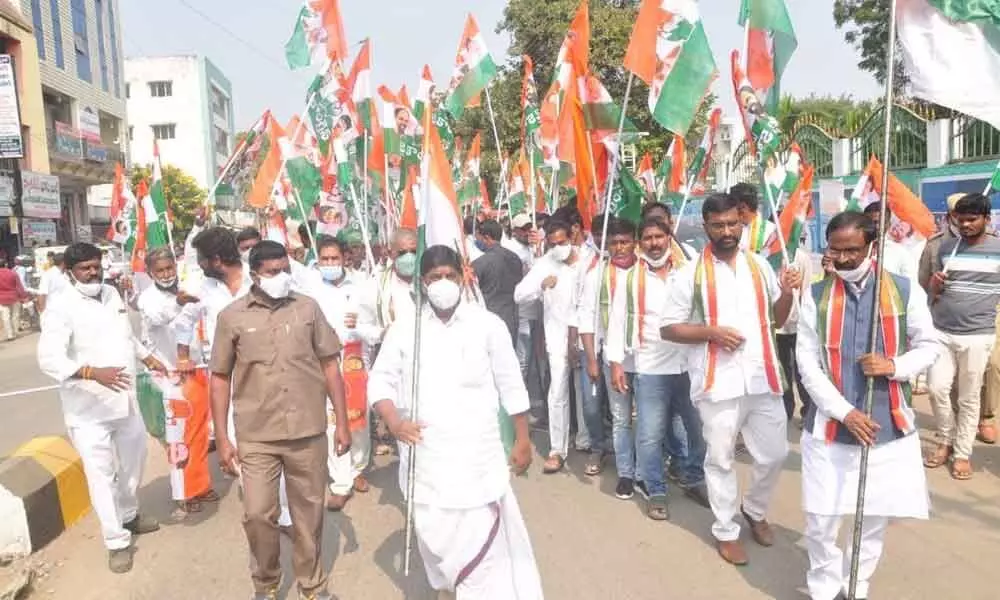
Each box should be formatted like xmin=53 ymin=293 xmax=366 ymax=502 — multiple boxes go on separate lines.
xmin=119 ymin=0 xmax=882 ymax=132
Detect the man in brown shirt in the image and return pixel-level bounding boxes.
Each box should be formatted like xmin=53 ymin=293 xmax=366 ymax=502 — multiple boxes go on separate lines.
xmin=209 ymin=240 xmax=350 ymax=600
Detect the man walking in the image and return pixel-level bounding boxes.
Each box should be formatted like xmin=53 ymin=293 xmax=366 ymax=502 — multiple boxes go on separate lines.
xmin=473 ymin=218 xmax=525 ymax=342
xmin=662 ymin=193 xmax=799 ymax=565
xmin=38 ymin=243 xmax=166 ymax=573
xmin=924 ymin=192 xmax=1000 ymax=480
xmin=210 ymin=241 xmax=351 ymax=600
xmin=775 ymin=242 xmax=814 ymax=421
xmin=369 ymin=245 xmax=543 ymax=599
xmin=797 ymin=211 xmax=939 ymax=600
xmin=0 ymin=257 xmax=30 ymax=340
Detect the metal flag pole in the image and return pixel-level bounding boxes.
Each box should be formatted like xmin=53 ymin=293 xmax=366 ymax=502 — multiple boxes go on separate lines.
xmin=848 ymin=0 xmax=899 ymax=597
xmin=484 ymin=85 xmax=509 ymax=214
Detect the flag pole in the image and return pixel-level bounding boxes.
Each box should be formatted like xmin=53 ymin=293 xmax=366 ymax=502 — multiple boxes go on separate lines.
xmin=600 ymin=72 xmax=634 ymax=215
xmin=204 ymin=111 xmax=269 ymax=211
xmin=346 ymin=183 xmax=377 ymax=272
xmin=756 ymin=162 xmax=791 ymax=266
xmin=848 ymin=0 xmax=899 ymax=597
xmin=484 ymin=86 xmax=509 ymax=213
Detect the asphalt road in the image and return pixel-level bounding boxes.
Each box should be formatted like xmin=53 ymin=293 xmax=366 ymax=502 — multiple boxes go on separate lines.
xmin=2 ymin=332 xmax=1000 ymax=600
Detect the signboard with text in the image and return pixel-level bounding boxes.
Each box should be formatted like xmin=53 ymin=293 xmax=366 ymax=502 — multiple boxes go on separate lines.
xmin=0 ymin=55 xmax=24 ymax=158
xmin=77 ymin=105 xmax=101 ymax=143
xmin=0 ymin=174 xmax=13 ymax=217
xmin=54 ymin=122 xmax=83 ymax=158
xmin=20 ymin=171 xmax=60 ymax=218
xmin=22 ymin=218 xmax=57 ymax=243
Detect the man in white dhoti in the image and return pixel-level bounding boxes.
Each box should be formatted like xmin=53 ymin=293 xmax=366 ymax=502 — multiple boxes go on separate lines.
xmin=369 ymin=245 xmax=544 ymax=600
xmin=796 ymin=211 xmax=939 ymax=600
xmin=661 ymin=193 xmax=800 ymax=566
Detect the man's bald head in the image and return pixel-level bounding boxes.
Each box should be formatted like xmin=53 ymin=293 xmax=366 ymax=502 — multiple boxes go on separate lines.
xmin=393 ymin=228 xmax=418 ymax=255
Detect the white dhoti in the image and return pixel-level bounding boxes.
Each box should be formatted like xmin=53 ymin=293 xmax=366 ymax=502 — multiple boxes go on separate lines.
xmin=415 ymin=486 xmax=544 ymax=600
xmin=801 ymin=431 xmax=929 ymax=600
xmin=698 ymin=393 xmax=789 ymax=541
xmin=328 ymin=421 xmax=370 ymax=496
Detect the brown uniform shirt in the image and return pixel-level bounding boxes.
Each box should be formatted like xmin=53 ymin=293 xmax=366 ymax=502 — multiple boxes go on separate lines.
xmin=210 ymin=289 xmax=342 ymax=443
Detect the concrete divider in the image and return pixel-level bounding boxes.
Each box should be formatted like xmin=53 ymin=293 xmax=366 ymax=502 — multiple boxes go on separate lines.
xmin=0 ymin=436 xmax=90 ymax=556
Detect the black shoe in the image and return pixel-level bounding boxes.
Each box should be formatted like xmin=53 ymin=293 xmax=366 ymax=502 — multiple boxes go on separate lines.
xmin=634 ymin=480 xmax=650 ymax=500
xmin=666 ymin=462 xmax=683 ymax=482
xmin=615 ymin=477 xmax=635 ymax=500
xmin=123 ymin=515 xmax=160 ymax=535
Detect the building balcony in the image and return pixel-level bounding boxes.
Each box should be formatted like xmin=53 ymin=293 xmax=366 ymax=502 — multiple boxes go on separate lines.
xmin=46 ymin=124 xmax=123 ymax=186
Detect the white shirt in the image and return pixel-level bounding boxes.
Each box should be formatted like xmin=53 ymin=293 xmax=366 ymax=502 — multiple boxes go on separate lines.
xmin=513 ymin=252 xmax=581 ymax=358
xmin=796 ymin=277 xmax=939 ymax=436
xmin=368 ymin=303 xmax=529 ymax=509
xmin=173 ymin=266 xmax=252 ymax=360
xmin=880 ymin=239 xmax=917 ymax=281
xmin=304 ymin=273 xmax=361 ymax=343
xmin=502 ymin=237 xmax=540 ymax=321
xmin=39 ymin=266 xmax=68 ymax=297
xmin=661 ymin=251 xmax=783 ymax=403
xmin=136 ymin=284 xmax=185 ymax=367
xmin=606 ymin=262 xmax=688 ymax=375
xmin=777 ymin=249 xmax=814 ymax=335
xmin=37 ymin=284 xmax=150 ymax=427
xmin=577 ymin=261 xmax=634 ymax=371
xmin=357 ymin=268 xmax=416 ymax=345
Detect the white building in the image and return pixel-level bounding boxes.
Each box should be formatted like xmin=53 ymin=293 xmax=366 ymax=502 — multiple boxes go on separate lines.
xmin=125 ymin=55 xmax=235 ymax=189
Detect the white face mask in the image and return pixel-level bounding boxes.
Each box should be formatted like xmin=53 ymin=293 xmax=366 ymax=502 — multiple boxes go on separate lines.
xmin=549 ymin=244 xmax=572 ymax=263
xmin=642 ymin=252 xmax=669 ymax=269
xmin=74 ymin=279 xmax=103 ymax=298
xmin=834 ymin=246 xmax=874 ymax=283
xmin=319 ymin=265 xmax=344 ymax=283
xmin=155 ymin=276 xmax=178 ymax=289
xmin=257 ymin=271 xmax=292 ymax=299
xmin=425 ymin=279 xmax=461 ymax=311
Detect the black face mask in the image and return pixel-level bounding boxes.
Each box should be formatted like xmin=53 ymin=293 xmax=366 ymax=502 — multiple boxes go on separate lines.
xmin=202 ymin=263 xmax=226 ymax=280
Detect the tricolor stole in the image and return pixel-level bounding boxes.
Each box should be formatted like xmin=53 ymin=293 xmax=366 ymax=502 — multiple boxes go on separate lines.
xmin=340 ymin=340 xmax=369 ymax=433
xmin=375 ymin=268 xmax=395 ymax=328
xmin=815 ymin=275 xmax=915 ymax=442
xmin=747 ymin=215 xmax=768 ymax=253
xmin=624 ymin=242 xmax=687 ymax=350
xmin=692 ymin=247 xmax=782 ymax=394
xmin=586 ymin=255 xmax=621 ymax=333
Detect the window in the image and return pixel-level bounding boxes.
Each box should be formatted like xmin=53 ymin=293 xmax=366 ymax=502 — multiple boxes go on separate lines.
xmin=148 ymin=81 xmax=173 ymax=98
xmin=70 ymin=0 xmax=91 ymax=82
xmin=210 ymin=87 xmax=229 ymax=121
xmin=152 ymin=124 xmax=176 ymax=140
xmin=213 ymin=126 xmax=229 ymax=155
xmin=95 ymin=0 xmax=108 ymax=92
xmin=125 ymin=83 xmax=130 ymax=98
xmin=48 ymin=0 xmax=64 ymax=68
xmin=30 ymin=0 xmax=45 ymax=60
xmin=108 ymin=0 xmax=120 ymax=96
xmin=128 ymin=126 xmax=133 ymax=141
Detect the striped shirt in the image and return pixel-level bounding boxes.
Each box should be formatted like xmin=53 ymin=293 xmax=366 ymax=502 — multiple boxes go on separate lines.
xmin=933 ymin=233 xmax=1000 ymax=335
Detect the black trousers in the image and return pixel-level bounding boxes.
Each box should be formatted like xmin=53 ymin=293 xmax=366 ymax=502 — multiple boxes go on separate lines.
xmin=776 ymin=333 xmax=813 ymax=420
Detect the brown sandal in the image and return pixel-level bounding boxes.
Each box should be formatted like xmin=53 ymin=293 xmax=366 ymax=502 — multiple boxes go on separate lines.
xmin=950 ymin=458 xmax=973 ymax=480
xmin=542 ymin=455 xmax=565 ymax=474
xmin=584 ymin=452 xmax=605 ymax=476
xmin=923 ymin=444 xmax=951 ymax=468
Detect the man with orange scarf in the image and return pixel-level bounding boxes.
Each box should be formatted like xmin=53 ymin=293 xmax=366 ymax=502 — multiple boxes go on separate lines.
xmin=661 ymin=192 xmax=800 ymax=566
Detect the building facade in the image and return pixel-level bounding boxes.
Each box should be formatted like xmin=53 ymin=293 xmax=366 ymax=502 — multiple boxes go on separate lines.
xmin=125 ymin=55 xmax=234 ymax=190
xmin=21 ymin=0 xmax=126 ymax=244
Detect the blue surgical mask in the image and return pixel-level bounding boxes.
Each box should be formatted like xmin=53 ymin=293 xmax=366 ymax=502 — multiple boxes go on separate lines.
xmin=319 ymin=265 xmax=344 ymax=283
xmin=474 ymin=239 xmax=488 ymax=252
xmin=394 ymin=252 xmax=417 ymax=278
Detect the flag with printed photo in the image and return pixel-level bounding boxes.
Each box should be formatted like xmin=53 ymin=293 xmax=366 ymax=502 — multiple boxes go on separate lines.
xmin=686 ymin=107 xmax=721 ymax=192
xmin=636 ymin=153 xmax=656 ymax=197
xmin=444 ymin=15 xmax=498 ymax=119
xmin=414 ymin=65 xmax=436 ymax=123
xmin=738 ymin=0 xmax=797 ymax=114
xmin=307 ymin=60 xmax=360 ymax=155
xmin=458 ymin=133 xmax=484 ymax=208
xmin=731 ymin=50 xmax=782 ymax=165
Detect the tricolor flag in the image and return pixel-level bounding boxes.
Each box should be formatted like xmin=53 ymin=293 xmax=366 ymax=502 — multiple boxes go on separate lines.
xmin=636 ymin=153 xmax=656 ymax=197
xmin=397 ymin=85 xmax=422 ymax=168
xmin=522 ymin=56 xmax=543 ymax=166
xmin=686 ymin=107 xmax=722 ymax=192
xmin=400 ymin=165 xmax=419 ymax=230
xmin=731 ymin=50 xmax=782 ymax=164
xmin=249 ymin=116 xmax=287 ymax=209
xmin=285 ymin=0 xmax=349 ymax=70
xmin=131 ymin=180 xmax=150 ymax=273
xmin=347 ymin=40 xmax=374 ymax=132
xmin=552 ymin=1 xmax=590 ymax=110
xmin=577 ymin=72 xmax=637 ymax=146
xmin=609 ymin=167 xmax=645 ymax=225
xmin=625 ymin=0 xmax=718 ymax=136
xmin=898 ymin=0 xmax=1000 ymax=132
xmin=279 ymin=124 xmax=324 ymax=219
xmin=507 ymin=152 xmax=529 ymax=217
xmin=660 ymin=134 xmax=687 ymax=208
xmin=146 ymin=142 xmax=172 ymax=249
xmin=766 ymin=164 xmax=814 ymax=269
xmin=106 ymin=163 xmax=133 ymax=245
xmin=414 ymin=65 xmax=436 ymax=123
xmin=307 ymin=60 xmax=359 ymax=155
xmin=738 ymin=0 xmax=797 ymax=114
xmin=850 ymin=155 xmax=936 ymax=241
xmin=458 ymin=133 xmax=484 ymax=209
xmin=444 ymin=15 xmax=498 ymax=119
xmin=418 ymin=105 xmax=465 ymax=259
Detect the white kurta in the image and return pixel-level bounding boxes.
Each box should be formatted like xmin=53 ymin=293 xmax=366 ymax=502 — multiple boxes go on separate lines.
xmin=367 ymin=302 xmax=541 ymax=597
xmin=796 ymin=278 xmax=940 ymax=517
xmin=137 ymin=284 xmax=185 ymax=367
xmin=356 ymin=268 xmax=415 ymax=345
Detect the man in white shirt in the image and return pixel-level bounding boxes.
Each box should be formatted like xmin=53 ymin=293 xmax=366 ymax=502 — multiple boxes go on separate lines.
xmin=606 ymin=218 xmax=708 ymax=520
xmin=732 ymin=183 xmax=778 ymax=255
xmin=369 ymin=245 xmax=542 ymax=599
xmin=661 ymin=193 xmax=800 ymax=566
xmin=514 ymin=218 xmax=583 ymax=473
xmin=776 ymin=244 xmax=815 ymax=421
xmin=37 ymin=243 xmax=166 ymax=573
xmin=304 ymin=234 xmax=372 ymax=511
xmin=136 ymin=247 xmax=216 ymax=514
xmin=37 ymin=252 xmax=68 ymax=313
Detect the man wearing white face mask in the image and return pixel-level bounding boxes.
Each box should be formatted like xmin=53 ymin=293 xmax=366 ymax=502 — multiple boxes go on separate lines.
xmin=514 ymin=219 xmax=581 ymax=474
xmin=38 ymin=243 xmax=167 ymax=573
xmin=211 ymin=241 xmax=350 ymax=600
xmin=369 ymin=245 xmax=542 ymax=599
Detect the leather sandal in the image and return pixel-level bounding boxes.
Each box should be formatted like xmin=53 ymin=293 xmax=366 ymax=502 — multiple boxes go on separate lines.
xmin=542 ymin=455 xmax=565 ymax=474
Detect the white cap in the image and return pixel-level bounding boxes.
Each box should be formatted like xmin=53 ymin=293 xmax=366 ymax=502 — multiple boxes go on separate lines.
xmin=511 ymin=214 xmax=533 ymax=229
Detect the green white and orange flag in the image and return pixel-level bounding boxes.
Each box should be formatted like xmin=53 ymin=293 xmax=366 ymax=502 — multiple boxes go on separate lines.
xmin=400 ymin=165 xmax=419 ymax=230
xmin=522 ymin=56 xmax=543 ymax=166
xmin=458 ymin=133 xmax=484 ymax=208
xmin=418 ymin=106 xmax=465 ymax=259
xmin=686 ymin=107 xmax=722 ymax=194
xmin=731 ymin=50 xmax=782 ymax=164
xmin=766 ymin=164 xmax=813 ymax=269
xmin=414 ymin=65 xmax=435 ymax=123
xmin=146 ymin=141 xmax=172 ymax=249
xmin=738 ymin=0 xmax=798 ymax=114
xmin=347 ymin=40 xmax=374 ymax=132
xmin=444 ymin=15 xmax=498 ymax=119
xmin=378 ymin=85 xmax=402 ymax=167
xmin=507 ymin=151 xmax=529 ymax=217
xmin=577 ymin=71 xmax=637 ymax=147
xmin=660 ymin=134 xmax=687 ymax=208
xmin=285 ymin=0 xmax=349 ymax=70
xmin=131 ymin=180 xmax=150 ymax=273
xmin=397 ymin=85 xmax=422 ymax=168
xmin=551 ymin=1 xmax=590 ymax=110
xmin=625 ymin=0 xmax=718 ymax=136
xmin=637 ymin=152 xmax=656 ymax=197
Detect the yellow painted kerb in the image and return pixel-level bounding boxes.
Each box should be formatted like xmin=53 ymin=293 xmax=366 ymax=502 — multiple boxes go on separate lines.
xmin=13 ymin=436 xmax=91 ymax=529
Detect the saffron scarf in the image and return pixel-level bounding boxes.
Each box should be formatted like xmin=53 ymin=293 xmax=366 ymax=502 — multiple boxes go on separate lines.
xmin=815 ymin=274 xmax=914 ymax=442
xmin=340 ymin=340 xmax=369 ymax=432
xmin=692 ymin=247 xmax=782 ymax=394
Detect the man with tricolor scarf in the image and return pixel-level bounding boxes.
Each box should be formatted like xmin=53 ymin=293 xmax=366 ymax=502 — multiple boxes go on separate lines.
xmin=796 ymin=212 xmax=939 ymax=600
xmin=661 ymin=193 xmax=800 ymax=566
xmin=731 ymin=183 xmax=777 ymax=256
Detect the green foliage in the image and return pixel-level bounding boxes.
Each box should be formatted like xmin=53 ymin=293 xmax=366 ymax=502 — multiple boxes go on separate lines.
xmin=449 ymin=0 xmax=715 ymax=197
xmin=776 ymin=93 xmax=876 ymax=135
xmin=832 ymin=0 xmax=908 ymax=93
xmin=129 ymin=164 xmax=207 ymax=240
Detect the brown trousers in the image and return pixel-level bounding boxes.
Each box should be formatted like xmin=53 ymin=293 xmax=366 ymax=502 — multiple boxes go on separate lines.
xmin=238 ymin=434 xmax=328 ymax=595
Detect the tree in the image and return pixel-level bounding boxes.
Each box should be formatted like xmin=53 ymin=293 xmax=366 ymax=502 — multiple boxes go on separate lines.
xmin=832 ymin=0 xmax=909 ymax=93
xmin=452 ymin=0 xmax=715 ymax=197
xmin=776 ymin=94 xmax=875 ymax=135
xmin=129 ymin=164 xmax=207 ymax=241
